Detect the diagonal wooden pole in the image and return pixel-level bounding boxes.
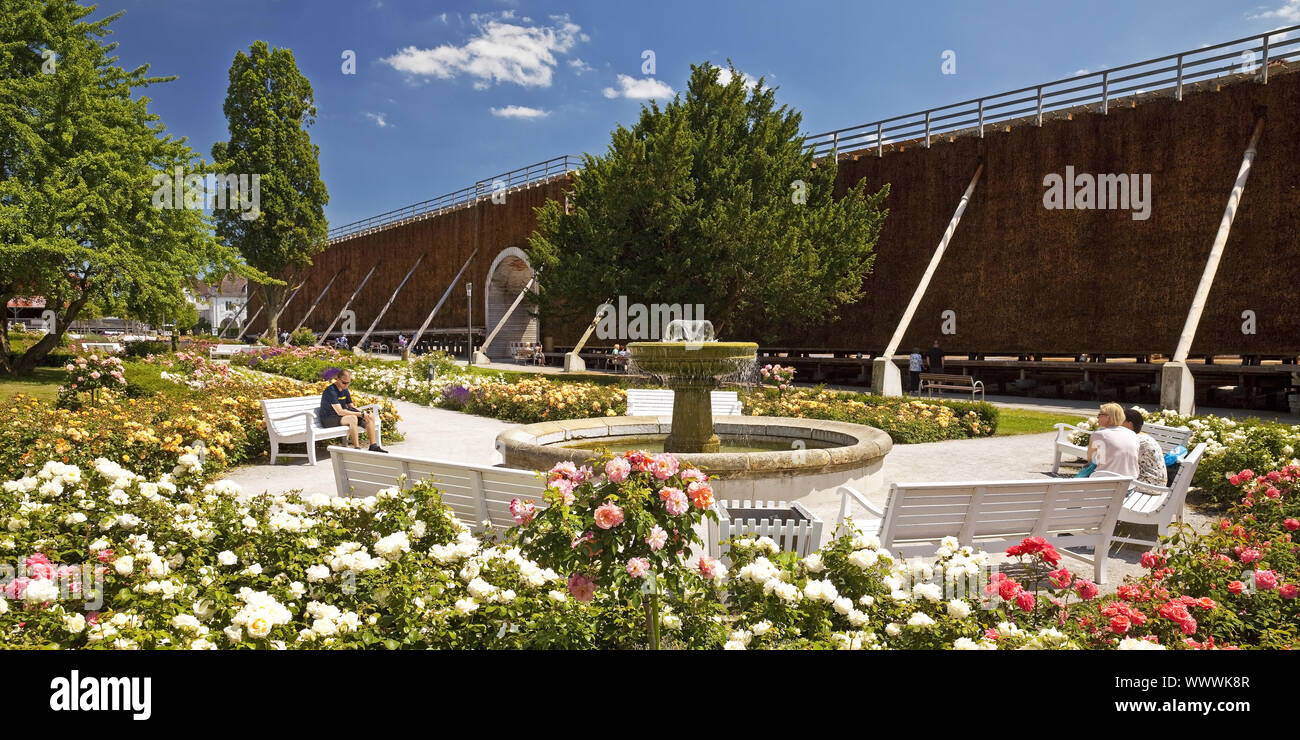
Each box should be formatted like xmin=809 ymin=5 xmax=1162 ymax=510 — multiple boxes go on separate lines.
xmin=872 ymin=162 xmax=983 ymax=396
xmin=356 ymin=255 xmax=426 ymax=350
xmin=1161 ymin=118 xmax=1264 ymax=414
xmin=474 ymin=273 xmax=537 ymax=363
xmin=409 ymin=249 xmax=477 ymax=352
xmin=291 ymin=268 xmax=343 ymax=333
xmin=316 ymin=263 xmax=380 ymax=345
xmin=260 ymin=283 xmax=305 ymax=339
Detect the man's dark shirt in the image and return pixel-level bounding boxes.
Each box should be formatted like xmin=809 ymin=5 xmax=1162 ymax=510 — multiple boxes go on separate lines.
xmin=928 ymin=347 xmax=944 ymax=373
xmin=321 ymin=383 xmax=353 ymax=421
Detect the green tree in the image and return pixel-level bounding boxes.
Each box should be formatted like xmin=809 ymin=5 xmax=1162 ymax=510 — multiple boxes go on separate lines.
xmin=528 ymin=62 xmax=888 ymax=342
xmin=0 ymin=0 xmax=237 ymax=374
xmin=211 ymin=41 xmax=329 ymax=344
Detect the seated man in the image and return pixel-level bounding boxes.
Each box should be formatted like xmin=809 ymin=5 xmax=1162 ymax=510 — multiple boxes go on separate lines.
xmin=321 ymin=369 xmax=387 ymax=453
xmin=1123 ymin=408 xmax=1168 ymax=487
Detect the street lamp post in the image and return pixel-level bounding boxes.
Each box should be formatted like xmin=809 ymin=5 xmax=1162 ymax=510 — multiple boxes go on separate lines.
xmin=466 ymin=282 xmax=473 ymax=365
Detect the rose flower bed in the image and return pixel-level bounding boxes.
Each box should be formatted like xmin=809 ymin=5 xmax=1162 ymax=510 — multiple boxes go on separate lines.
xmin=0 ymin=356 xmax=399 ymax=483
xmin=1 ymin=447 xmax=1295 ymax=649
xmin=742 ymin=387 xmax=997 ymax=444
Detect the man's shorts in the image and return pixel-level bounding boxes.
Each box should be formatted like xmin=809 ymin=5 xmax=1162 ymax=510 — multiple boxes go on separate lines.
xmin=321 ymin=413 xmax=344 ymax=428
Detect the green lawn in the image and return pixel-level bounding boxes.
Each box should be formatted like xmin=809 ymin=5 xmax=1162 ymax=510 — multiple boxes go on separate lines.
xmin=0 ymin=366 xmax=65 ymax=402
xmin=994 ymin=407 xmax=1084 ymax=436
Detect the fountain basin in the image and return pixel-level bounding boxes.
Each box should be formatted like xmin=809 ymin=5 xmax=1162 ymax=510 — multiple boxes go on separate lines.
xmin=496 ymin=415 xmax=892 ymax=502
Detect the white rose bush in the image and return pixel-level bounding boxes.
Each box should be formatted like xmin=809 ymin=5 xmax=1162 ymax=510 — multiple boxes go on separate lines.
xmin=3 ymin=449 xmax=1294 ymax=649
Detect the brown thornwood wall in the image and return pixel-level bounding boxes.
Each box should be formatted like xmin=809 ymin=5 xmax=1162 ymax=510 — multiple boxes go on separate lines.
xmin=249 ymin=72 xmax=1299 ymax=355
xmin=247 ymin=179 xmax=569 ymax=339
xmin=791 ymin=70 xmax=1300 ymax=355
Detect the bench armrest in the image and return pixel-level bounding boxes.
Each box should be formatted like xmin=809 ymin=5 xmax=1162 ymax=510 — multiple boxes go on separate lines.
xmin=836 ymin=484 xmax=885 ymax=526
xmin=1129 ymin=478 xmax=1171 ymax=496
xmin=1053 ymin=422 xmax=1091 ymax=444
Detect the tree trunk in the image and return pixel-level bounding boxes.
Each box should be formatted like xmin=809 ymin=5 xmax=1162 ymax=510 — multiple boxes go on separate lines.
xmin=263 ymin=283 xmax=286 ymax=345
xmin=7 ymin=297 xmax=90 ymax=376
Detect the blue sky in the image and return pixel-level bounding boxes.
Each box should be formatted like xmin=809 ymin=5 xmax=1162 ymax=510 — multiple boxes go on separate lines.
xmin=96 ymin=0 xmax=1297 ymax=228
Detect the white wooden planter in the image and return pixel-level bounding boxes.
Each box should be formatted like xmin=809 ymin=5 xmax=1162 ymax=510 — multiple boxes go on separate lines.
xmin=710 ymin=499 xmax=824 ymax=560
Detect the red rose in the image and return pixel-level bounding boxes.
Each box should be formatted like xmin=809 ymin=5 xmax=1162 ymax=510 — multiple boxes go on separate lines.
xmin=1227 ymin=581 xmax=1245 ymax=595
xmin=1109 ymin=615 xmax=1131 ymax=634
xmin=998 ymin=578 xmax=1022 ymax=602
xmin=1279 ymin=584 xmax=1298 ymax=599
xmin=1016 ymin=591 xmax=1036 ymax=612
xmin=1284 ymin=519 xmax=1299 ymax=532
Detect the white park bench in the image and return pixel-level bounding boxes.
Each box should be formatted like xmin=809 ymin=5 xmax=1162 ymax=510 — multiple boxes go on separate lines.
xmin=1103 ymin=442 xmax=1208 ymax=548
xmin=1051 ymin=420 xmax=1193 ymax=475
xmin=81 ymin=342 xmax=123 ymax=354
xmin=261 ymin=396 xmax=382 ymax=465
xmin=210 ymin=344 xmax=258 ymax=360
xmin=836 ymin=476 xmax=1132 ymax=583
xmin=329 ymin=446 xmax=546 ymax=533
xmin=625 ymin=388 xmax=743 ymax=417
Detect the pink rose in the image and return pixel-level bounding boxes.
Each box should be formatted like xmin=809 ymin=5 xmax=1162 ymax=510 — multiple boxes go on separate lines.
xmin=567 ymin=573 xmax=596 ymax=602
xmin=1074 ymin=579 xmax=1100 ymax=601
xmin=1279 ymin=584 xmax=1298 ymax=599
xmin=645 ymin=525 xmax=668 ymax=551
xmin=697 ymin=556 xmax=717 ymax=580
xmin=548 ymin=478 xmax=575 ymax=506
xmin=1253 ymin=570 xmax=1277 ymax=591
xmin=605 ymin=457 xmax=631 ymax=483
xmin=664 ymin=491 xmax=689 ymax=517
xmin=625 ymin=557 xmax=650 ymax=578
xmin=679 ymin=468 xmax=707 ymax=484
xmin=1284 ymin=519 xmax=1299 ymax=532
xmin=593 ymin=502 xmax=625 ymax=530
xmin=548 ymin=461 xmax=578 ymax=483
xmin=509 ymin=498 xmax=537 ymax=526
xmin=650 ymin=454 xmax=679 ymax=480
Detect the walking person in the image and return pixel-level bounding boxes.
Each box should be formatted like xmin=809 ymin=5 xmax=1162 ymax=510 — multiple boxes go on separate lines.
xmin=908 ymin=347 xmax=924 ymax=394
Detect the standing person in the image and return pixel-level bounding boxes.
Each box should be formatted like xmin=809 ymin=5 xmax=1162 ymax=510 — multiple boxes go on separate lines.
xmin=908 ymin=347 xmax=924 ymax=394
xmin=927 ymin=339 xmax=945 ymax=374
xmin=1122 ymin=408 xmax=1168 ymax=486
xmin=1086 ymin=402 xmax=1139 ymax=479
xmin=320 ymin=369 xmax=387 ymax=453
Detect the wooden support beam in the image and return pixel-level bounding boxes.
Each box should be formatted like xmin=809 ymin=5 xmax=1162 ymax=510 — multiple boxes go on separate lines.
xmin=410 ymin=249 xmax=477 ymax=352
xmin=356 ymin=255 xmax=426 ymax=350
xmin=475 ymin=274 xmax=537 ymax=361
xmin=291 ymin=268 xmax=344 ymax=333
xmin=316 ymin=263 xmax=380 ymax=345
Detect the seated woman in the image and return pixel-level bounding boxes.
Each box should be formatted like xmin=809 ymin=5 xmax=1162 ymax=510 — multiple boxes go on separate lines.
xmin=1087 ymin=402 xmax=1139 ymax=480
xmin=1122 ymin=408 xmax=1168 ymax=486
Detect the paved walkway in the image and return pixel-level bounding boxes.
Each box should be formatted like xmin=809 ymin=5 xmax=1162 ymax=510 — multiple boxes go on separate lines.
xmin=221 ymin=387 xmax=1211 ymax=588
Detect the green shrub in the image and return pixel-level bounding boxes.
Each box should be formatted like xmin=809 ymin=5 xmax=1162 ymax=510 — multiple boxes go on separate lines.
xmin=289 ymin=327 xmax=316 ymax=346
xmin=124 ymin=340 xmax=170 ymax=358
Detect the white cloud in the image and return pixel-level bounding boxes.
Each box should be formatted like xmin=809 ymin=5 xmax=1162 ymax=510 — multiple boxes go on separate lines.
xmin=438 ymin=12 xmax=447 ymax=24
xmin=382 ymin=13 xmax=584 ymax=89
xmin=717 ymin=68 xmax=758 ymax=90
xmin=569 ymin=58 xmax=593 ymax=74
xmin=364 ymin=112 xmax=388 ymax=128
xmin=601 ymin=74 xmax=674 ymax=100
xmin=1249 ymin=1 xmax=1300 ymax=22
xmin=490 ymin=105 xmax=550 ymax=119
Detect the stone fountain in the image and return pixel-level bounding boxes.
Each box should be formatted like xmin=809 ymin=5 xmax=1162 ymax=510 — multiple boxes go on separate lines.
xmin=496 ymin=321 xmax=892 ymax=502
xmin=626 ymin=321 xmax=756 ymax=453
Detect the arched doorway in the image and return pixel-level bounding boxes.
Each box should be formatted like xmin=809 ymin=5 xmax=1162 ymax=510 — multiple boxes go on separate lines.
xmin=484 ymin=247 xmax=538 ymax=359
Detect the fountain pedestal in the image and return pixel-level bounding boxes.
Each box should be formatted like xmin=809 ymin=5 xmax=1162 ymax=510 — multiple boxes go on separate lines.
xmin=663 ymin=384 xmax=721 ymax=453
